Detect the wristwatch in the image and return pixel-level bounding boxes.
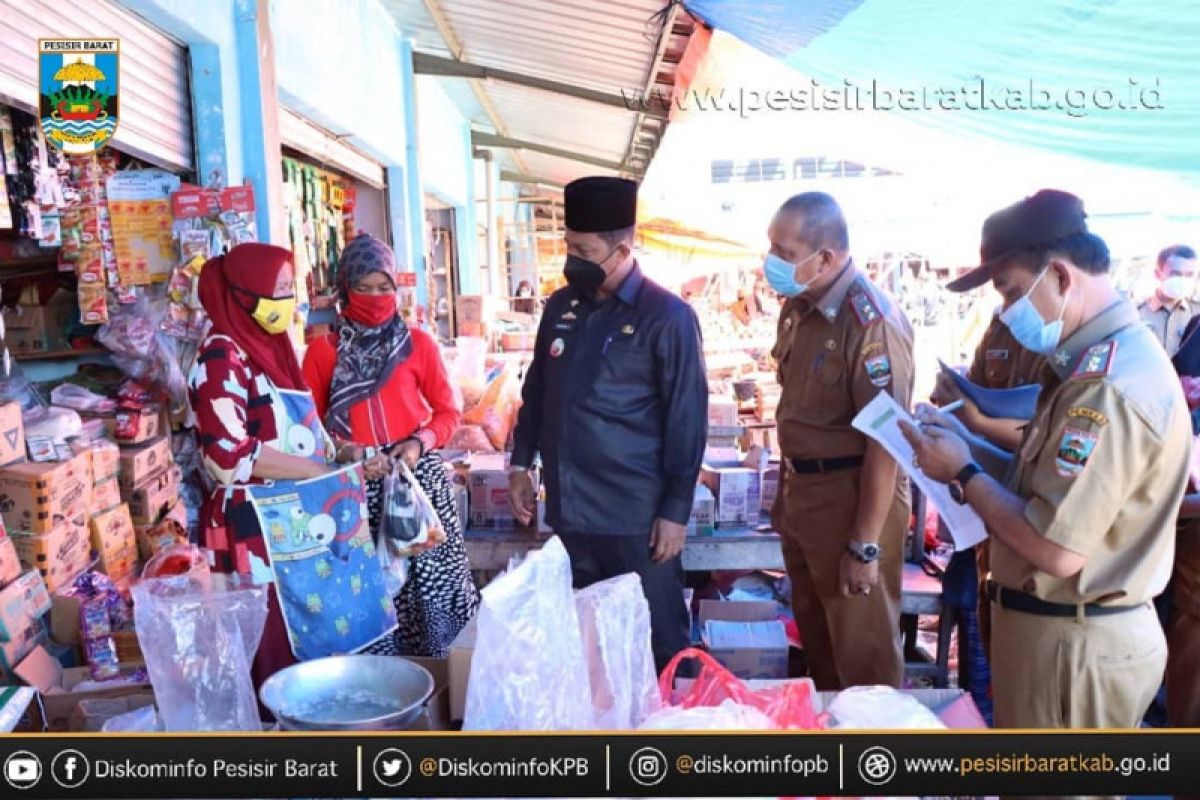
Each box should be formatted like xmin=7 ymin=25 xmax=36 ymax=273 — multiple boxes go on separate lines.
xmin=847 ymin=541 xmax=881 ymax=564
xmin=949 ymin=462 xmax=983 ymax=505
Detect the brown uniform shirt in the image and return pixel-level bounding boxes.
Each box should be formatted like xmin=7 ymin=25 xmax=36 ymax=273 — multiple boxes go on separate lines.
xmin=1138 ymin=294 xmax=1200 ymax=355
xmin=1177 ymin=520 xmax=1200 ymax=617
xmin=967 ymin=314 xmax=1046 ymax=390
xmin=773 ymin=261 xmax=914 ymax=459
xmin=993 ymin=301 xmax=1192 ymax=606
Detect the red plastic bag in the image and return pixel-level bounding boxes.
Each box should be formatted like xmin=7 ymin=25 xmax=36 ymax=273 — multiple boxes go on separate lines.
xmin=658 ymin=648 xmax=823 ymax=730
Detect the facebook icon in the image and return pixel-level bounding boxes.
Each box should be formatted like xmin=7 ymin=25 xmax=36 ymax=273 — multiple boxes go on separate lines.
xmin=51 ymin=750 xmax=89 ymax=789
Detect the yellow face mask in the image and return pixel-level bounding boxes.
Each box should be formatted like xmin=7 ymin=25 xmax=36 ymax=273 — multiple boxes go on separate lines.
xmin=252 ymin=295 xmax=296 ymax=335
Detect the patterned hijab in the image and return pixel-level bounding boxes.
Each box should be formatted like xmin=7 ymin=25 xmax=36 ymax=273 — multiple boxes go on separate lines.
xmin=327 ymin=234 xmax=414 ymax=439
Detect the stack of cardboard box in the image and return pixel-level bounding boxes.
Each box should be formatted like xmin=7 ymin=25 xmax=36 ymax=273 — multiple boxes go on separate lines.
xmin=2 ymin=453 xmax=94 ymax=592
xmin=88 ymin=504 xmax=137 ymax=582
xmin=118 ymin=437 xmax=178 ymax=527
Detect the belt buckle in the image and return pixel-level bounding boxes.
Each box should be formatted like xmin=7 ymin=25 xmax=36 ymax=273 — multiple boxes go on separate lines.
xmin=814 ymin=459 xmax=825 ymax=475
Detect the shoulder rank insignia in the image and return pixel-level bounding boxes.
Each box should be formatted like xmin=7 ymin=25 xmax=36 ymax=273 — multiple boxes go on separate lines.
xmin=1072 ymin=341 xmax=1117 ymax=379
xmin=985 ymin=349 xmax=1009 ymax=361
xmin=849 ymin=290 xmax=882 ymax=327
xmin=1055 ymin=426 xmax=1098 ymax=478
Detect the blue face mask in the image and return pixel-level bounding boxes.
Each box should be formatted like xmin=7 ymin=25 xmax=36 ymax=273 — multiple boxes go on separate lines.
xmin=764 ymin=251 xmax=820 ymax=297
xmin=999 ymin=267 xmax=1066 ymax=355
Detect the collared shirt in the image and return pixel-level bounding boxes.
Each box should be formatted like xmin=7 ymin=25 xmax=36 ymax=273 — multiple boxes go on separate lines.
xmin=1138 ymin=293 xmax=1200 ymax=355
xmin=772 ymin=260 xmax=914 ymax=459
xmin=967 ymin=314 xmax=1046 ymax=390
xmin=994 ymin=300 xmax=1192 ymax=606
xmin=511 ymin=262 xmax=708 ymax=536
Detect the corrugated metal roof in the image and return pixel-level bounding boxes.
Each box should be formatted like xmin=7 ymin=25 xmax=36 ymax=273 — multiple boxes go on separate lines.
xmin=383 ymin=0 xmax=697 ymax=187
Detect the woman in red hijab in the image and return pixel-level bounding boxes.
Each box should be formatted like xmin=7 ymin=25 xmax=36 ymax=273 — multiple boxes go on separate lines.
xmin=190 ymin=243 xmax=357 ymax=685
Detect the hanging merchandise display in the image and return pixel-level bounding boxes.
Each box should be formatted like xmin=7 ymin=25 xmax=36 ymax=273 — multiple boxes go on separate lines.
xmin=106 ymin=170 xmax=182 ymax=287
xmin=282 ymin=156 xmax=357 ymax=297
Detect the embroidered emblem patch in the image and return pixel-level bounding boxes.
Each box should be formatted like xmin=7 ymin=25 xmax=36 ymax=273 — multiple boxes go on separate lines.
xmin=850 ymin=291 xmax=882 ymax=327
xmin=1067 ymin=407 xmax=1108 ymax=426
xmin=826 ymin=339 xmax=838 ymax=351
xmin=561 ymin=311 xmax=577 ymax=321
xmin=549 ymin=338 xmax=565 ymax=358
xmin=861 ymin=341 xmax=884 ymax=357
xmin=1073 ymin=341 xmax=1117 ymax=378
xmin=1055 ymin=427 xmax=1098 ymax=478
xmin=865 ymin=353 xmax=892 ymax=387
xmin=985 ymin=349 xmax=1010 ymax=360
xmin=622 ymin=324 xmax=635 ymax=335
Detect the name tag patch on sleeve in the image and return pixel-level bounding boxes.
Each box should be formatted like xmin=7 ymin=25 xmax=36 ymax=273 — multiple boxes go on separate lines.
xmin=985 ymin=349 xmax=1009 ymax=360
xmin=1067 ymin=407 xmax=1108 ymax=426
xmin=1055 ymin=426 xmax=1098 ymax=478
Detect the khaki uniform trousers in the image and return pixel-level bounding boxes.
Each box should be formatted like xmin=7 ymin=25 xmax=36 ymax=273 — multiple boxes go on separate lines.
xmin=774 ymin=467 xmax=907 ymax=690
xmin=991 ymin=601 xmax=1166 ymax=729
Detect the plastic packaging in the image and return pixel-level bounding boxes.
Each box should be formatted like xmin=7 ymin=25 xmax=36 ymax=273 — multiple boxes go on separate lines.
xmin=50 ymin=383 xmax=117 ymax=413
xmin=574 ymin=574 xmax=661 ymax=730
xmin=825 ymin=685 xmax=947 ymax=730
xmin=143 ymin=544 xmax=211 ymax=586
xmin=380 ymin=462 xmax=429 ymax=548
xmin=449 ymin=337 xmax=488 ymax=410
xmin=132 ymin=576 xmax=268 ymax=731
xmin=462 ymin=365 xmax=520 ymax=450
xmin=658 ymin=648 xmax=823 ymax=730
xmin=639 ymin=698 xmax=775 ymax=731
xmin=101 ymin=704 xmax=162 ymax=733
xmin=463 ymin=536 xmax=592 ymax=731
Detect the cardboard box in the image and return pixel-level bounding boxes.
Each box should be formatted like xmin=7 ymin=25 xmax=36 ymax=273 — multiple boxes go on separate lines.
xmin=89 ymin=504 xmax=136 ymax=562
xmin=11 ymin=646 xmax=152 ymax=731
xmin=1 ymin=291 xmax=75 ymax=354
xmin=69 ymin=692 xmax=156 ymax=732
xmin=456 ymin=295 xmax=501 ymax=326
xmin=88 ymin=439 xmax=120 ymax=482
xmin=0 ymin=617 xmax=46 ymax=674
xmin=0 ymin=453 xmax=92 ymax=533
xmin=117 ymin=437 xmax=171 ymax=491
xmin=500 ymin=332 xmax=536 ymax=352
xmin=123 ymin=466 xmax=180 ymax=526
xmin=134 ymin=518 xmax=187 ymax=561
xmin=708 ymin=397 xmax=740 ymax=427
xmin=114 ymin=406 xmax=162 ymax=444
xmin=92 ymin=476 xmax=120 ymax=511
xmin=688 ymin=484 xmax=715 ymax=536
xmin=0 ymin=570 xmax=51 ymax=641
xmin=0 ymin=685 xmax=39 ymax=732
xmin=96 ymin=544 xmax=137 ymax=581
xmin=78 ymin=412 xmax=117 ymax=441
xmin=761 ymin=462 xmax=780 ymax=515
xmin=0 ymin=403 xmax=25 ymax=467
xmin=700 ymin=467 xmax=762 ymax=527
xmin=698 ymin=599 xmax=788 ymax=680
xmin=467 ymin=455 xmax=514 ymax=530
xmin=10 ymin=517 xmax=93 ymax=592
xmin=0 ymin=535 xmax=20 ymax=586
xmin=448 ymin=616 xmax=477 ymax=721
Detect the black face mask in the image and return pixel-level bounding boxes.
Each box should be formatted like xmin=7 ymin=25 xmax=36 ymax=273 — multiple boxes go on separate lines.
xmin=563 ymin=252 xmax=612 ymax=296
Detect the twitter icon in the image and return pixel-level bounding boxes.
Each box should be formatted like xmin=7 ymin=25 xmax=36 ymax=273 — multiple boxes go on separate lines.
xmin=373 ymin=749 xmax=412 ymax=788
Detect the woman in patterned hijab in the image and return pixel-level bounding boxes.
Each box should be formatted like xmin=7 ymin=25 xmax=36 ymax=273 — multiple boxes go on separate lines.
xmin=304 ymin=234 xmax=479 ymax=657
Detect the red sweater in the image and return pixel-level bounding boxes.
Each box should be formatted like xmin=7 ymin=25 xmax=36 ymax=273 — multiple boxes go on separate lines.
xmin=303 ymin=328 xmax=460 ymax=448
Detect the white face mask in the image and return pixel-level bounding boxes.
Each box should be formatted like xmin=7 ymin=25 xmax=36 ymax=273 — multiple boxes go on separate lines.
xmin=999 ymin=266 xmax=1067 ymax=356
xmin=1161 ymin=276 xmax=1192 ymax=301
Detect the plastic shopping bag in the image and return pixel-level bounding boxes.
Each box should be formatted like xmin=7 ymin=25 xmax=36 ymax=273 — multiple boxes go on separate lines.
xmin=380 ymin=461 xmax=428 ymax=547
xmin=132 ymin=576 xmax=268 ymax=732
xmin=463 ymin=537 xmax=593 ymax=730
xmin=659 ymin=648 xmax=823 ymax=730
xmin=574 ymin=574 xmax=661 ymax=730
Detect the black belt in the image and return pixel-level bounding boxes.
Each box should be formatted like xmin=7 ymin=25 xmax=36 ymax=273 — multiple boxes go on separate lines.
xmin=788 ymin=455 xmax=863 ymax=474
xmin=985 ymin=581 xmax=1138 ymax=618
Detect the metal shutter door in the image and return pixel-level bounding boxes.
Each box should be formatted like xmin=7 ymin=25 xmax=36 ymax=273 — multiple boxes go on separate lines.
xmin=279 ymin=107 xmax=386 ymax=189
xmin=0 ymin=0 xmax=193 ymax=172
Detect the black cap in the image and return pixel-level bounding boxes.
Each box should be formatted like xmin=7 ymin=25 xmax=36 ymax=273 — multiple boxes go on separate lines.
xmin=947 ymin=189 xmax=1088 ymax=292
xmin=564 ymin=176 xmax=638 ymax=233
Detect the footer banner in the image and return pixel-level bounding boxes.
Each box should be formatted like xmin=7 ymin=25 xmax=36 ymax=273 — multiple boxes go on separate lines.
xmin=0 ymin=731 xmax=1195 ymax=797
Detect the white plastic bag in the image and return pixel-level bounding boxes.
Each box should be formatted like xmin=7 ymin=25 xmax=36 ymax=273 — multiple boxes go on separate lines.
xmin=639 ymin=698 xmax=775 ymax=730
xmin=132 ymin=576 xmax=268 ymax=732
xmin=826 ymin=685 xmax=946 ymax=729
xmin=101 ymin=705 xmax=163 ymax=733
xmin=463 ymin=537 xmax=592 ymax=730
xmin=574 ymin=574 xmax=661 ymax=730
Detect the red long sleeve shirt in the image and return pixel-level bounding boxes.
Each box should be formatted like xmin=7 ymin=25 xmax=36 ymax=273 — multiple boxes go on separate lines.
xmin=303 ymin=328 xmax=461 ymax=448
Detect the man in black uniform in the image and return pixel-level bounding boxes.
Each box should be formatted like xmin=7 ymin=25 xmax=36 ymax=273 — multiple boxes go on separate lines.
xmin=508 ymin=176 xmax=708 ymax=671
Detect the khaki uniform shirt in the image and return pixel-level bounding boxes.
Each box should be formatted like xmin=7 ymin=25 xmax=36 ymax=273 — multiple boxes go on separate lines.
xmin=1138 ymin=294 xmax=1200 ymax=355
xmin=967 ymin=314 xmax=1046 ymax=390
xmin=992 ymin=301 xmax=1191 ymax=606
xmin=773 ymin=262 xmax=914 ymax=459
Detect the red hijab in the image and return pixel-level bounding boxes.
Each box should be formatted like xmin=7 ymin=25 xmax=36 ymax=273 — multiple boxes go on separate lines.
xmin=197 ymin=243 xmax=307 ymax=391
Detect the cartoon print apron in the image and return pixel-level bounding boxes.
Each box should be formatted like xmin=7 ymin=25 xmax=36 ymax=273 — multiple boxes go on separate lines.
xmin=242 ymin=389 xmax=396 ymax=661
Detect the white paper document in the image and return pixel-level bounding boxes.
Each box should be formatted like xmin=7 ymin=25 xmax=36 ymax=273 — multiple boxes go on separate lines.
xmin=851 ymin=391 xmax=989 ymax=550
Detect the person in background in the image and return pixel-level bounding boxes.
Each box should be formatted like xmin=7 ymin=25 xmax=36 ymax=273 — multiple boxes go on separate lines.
xmin=766 ymin=192 xmax=914 ymax=690
xmin=514 ymin=279 xmax=536 ymax=315
xmin=1138 ymin=244 xmax=1199 ymax=355
xmin=190 ymin=243 xmax=339 ymax=685
xmin=304 ymin=234 xmax=479 ymax=657
xmin=903 ymin=189 xmax=1190 ymax=731
xmin=508 ymin=176 xmax=708 ymax=672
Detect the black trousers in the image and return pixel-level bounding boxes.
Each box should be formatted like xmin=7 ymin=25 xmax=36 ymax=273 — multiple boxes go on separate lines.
xmin=558 ymin=533 xmax=691 ymax=675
